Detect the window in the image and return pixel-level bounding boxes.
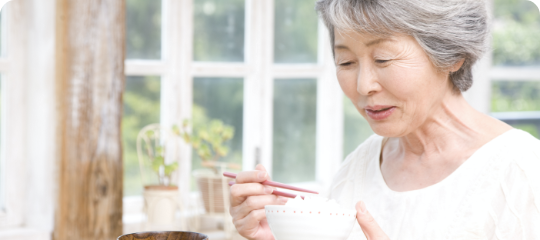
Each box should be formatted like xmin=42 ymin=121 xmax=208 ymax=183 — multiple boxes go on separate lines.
xmin=273 ymin=78 xmax=317 ymax=183
xmin=192 ymin=77 xmax=244 ymax=173
xmin=123 ymin=0 xmax=343 ymax=202
xmin=124 ymin=0 xmax=163 ymax=196
xmin=490 ymin=0 xmax=540 ymax=137
xmin=123 ymin=76 xmax=161 ymax=196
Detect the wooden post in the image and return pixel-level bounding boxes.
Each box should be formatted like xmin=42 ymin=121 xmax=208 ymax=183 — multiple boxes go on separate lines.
xmin=54 ymin=0 xmax=125 ymax=239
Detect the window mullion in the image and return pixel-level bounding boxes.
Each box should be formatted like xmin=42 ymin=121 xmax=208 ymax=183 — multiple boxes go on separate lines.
xmin=162 ymin=0 xmax=193 ymax=201
xmin=243 ymin=0 xmax=274 ymax=175
xmin=124 ymin=59 xmax=166 ymax=76
xmin=191 ymin=62 xmax=248 ymax=77
xmin=315 ymin=20 xmax=343 ymax=192
xmin=490 ymin=67 xmax=540 ymax=81
xmin=272 ymin=64 xmax=324 ymax=78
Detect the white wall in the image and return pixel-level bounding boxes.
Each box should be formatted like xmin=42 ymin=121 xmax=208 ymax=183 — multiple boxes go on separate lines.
xmin=0 ymin=0 xmax=56 ymax=239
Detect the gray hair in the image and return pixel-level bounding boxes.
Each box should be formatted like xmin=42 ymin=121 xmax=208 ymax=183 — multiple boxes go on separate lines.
xmin=315 ymin=0 xmax=489 ymax=92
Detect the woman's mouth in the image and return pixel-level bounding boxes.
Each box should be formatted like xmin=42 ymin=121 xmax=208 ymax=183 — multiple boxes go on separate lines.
xmin=365 ymin=106 xmax=396 ymax=120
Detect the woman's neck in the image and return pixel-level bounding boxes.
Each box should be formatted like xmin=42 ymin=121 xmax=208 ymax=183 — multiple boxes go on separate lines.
xmin=380 ymin=92 xmax=512 ymax=192
xmin=394 ymin=91 xmax=510 ymax=163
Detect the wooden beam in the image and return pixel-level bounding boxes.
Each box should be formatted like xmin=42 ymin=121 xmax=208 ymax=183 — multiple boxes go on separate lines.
xmin=54 ymin=0 xmax=125 ymax=239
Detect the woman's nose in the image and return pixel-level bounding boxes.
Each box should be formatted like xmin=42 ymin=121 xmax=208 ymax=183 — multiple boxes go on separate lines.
xmin=356 ymin=65 xmax=381 ymax=96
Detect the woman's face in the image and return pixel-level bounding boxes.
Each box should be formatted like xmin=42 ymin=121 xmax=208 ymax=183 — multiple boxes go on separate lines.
xmin=334 ymin=29 xmax=454 ymax=137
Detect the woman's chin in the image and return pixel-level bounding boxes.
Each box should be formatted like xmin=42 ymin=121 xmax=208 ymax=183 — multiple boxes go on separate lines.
xmin=369 ymin=122 xmax=405 ymax=138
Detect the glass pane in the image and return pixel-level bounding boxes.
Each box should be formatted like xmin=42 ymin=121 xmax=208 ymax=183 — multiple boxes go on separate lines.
xmin=343 ymin=96 xmax=374 ymax=157
xmin=123 ymin=76 xmax=161 ymax=196
xmin=273 ymin=79 xmax=316 ymax=183
xmin=493 ymin=0 xmax=540 ymax=66
xmin=491 ymin=80 xmax=540 ymax=138
xmin=126 ymin=0 xmax=162 ymax=59
xmin=194 ymin=0 xmax=245 ymax=62
xmin=191 ymin=78 xmax=244 ymax=186
xmin=274 ymin=0 xmax=318 ymax=63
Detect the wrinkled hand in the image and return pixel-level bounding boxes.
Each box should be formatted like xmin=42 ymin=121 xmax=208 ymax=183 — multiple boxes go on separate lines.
xmin=356 ymin=201 xmax=390 ymax=240
xmin=229 ymin=164 xmax=287 ymax=240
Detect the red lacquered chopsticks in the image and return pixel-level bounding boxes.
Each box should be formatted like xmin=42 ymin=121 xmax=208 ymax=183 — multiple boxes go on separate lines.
xmin=223 ymin=171 xmax=318 ymax=199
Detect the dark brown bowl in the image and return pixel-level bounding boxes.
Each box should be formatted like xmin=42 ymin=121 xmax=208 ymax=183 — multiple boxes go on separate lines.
xmin=117 ymin=231 xmax=208 ymax=240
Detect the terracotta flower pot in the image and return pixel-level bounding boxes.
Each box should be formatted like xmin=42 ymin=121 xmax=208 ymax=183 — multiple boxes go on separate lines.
xmin=192 ymin=169 xmax=230 ymax=214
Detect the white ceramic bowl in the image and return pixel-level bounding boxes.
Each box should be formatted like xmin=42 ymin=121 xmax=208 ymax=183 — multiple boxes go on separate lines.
xmin=265 ymin=205 xmax=357 ymax=240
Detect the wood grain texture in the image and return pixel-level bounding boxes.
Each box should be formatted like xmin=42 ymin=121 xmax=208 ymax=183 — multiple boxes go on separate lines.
xmin=54 ymin=0 xmax=126 ymax=239
xmin=118 ymin=231 xmax=209 ymax=240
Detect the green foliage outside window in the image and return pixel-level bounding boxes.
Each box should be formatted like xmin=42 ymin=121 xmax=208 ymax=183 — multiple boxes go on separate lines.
xmin=491 ymin=0 xmax=540 ymax=138
xmin=492 ymin=0 xmax=540 ymax=66
xmin=492 ymin=81 xmax=540 ymax=112
xmin=126 ymin=0 xmax=161 ymax=59
xmin=272 ymin=79 xmax=317 ymax=183
xmin=193 ymin=0 xmax=245 ymax=62
xmin=274 ymin=0 xmax=319 ymax=63
xmin=491 ymin=81 xmax=540 ymax=138
xmin=122 ymin=76 xmax=161 ymax=196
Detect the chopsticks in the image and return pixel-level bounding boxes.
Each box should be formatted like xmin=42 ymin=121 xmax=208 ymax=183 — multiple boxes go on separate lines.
xmin=223 ymin=171 xmax=318 ymax=199
xmin=227 ymin=181 xmax=304 ymax=199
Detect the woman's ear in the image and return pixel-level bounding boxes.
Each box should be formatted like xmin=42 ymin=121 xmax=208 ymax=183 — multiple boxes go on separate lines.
xmin=450 ymin=59 xmax=465 ymax=73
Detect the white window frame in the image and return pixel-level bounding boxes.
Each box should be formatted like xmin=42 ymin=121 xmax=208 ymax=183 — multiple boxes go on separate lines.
xmin=124 ymin=0 xmax=343 ymax=202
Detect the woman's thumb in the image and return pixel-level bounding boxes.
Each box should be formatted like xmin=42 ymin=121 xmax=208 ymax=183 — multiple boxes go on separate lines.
xmin=356 ymin=201 xmax=390 ymax=240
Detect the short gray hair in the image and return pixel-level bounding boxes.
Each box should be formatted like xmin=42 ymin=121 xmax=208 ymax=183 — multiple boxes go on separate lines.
xmin=315 ymin=0 xmax=489 ymax=92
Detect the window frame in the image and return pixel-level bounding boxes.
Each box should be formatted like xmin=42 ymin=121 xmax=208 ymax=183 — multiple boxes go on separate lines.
xmin=124 ymin=0 xmax=343 ymax=199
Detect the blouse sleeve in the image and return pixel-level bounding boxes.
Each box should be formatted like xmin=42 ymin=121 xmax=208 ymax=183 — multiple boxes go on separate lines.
xmin=490 ymin=134 xmax=540 ymax=239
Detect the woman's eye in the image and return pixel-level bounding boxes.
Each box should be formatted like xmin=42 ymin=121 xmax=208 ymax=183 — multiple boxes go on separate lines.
xmin=339 ymin=62 xmax=353 ymax=66
xmin=375 ymin=59 xmax=390 ymax=64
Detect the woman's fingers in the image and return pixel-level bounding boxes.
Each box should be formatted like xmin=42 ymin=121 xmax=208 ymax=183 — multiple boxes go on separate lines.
xmin=233 ymin=209 xmax=268 ymax=238
xmin=236 ymin=168 xmax=269 ymax=184
xmin=232 ymin=195 xmax=288 ymax=219
xmin=230 ymin=183 xmax=274 ymax=207
xmin=356 ymin=201 xmax=390 ymax=240
xmin=255 ymin=164 xmax=271 ymax=180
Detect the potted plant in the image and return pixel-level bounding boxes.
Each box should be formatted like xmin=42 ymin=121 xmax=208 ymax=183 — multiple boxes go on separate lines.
xmin=137 ymin=124 xmax=180 ymax=229
xmin=175 ymin=119 xmax=239 ymax=214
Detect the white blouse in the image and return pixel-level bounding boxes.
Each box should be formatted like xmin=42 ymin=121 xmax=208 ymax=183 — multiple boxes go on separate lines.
xmin=329 ymin=129 xmax=540 ymax=240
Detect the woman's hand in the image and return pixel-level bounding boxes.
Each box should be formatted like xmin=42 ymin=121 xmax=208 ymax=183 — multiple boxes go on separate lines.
xmin=229 ymin=164 xmax=287 ymax=240
xmin=356 ymin=201 xmax=390 ymax=240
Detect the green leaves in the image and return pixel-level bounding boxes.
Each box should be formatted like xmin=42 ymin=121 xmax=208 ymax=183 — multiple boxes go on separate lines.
xmin=164 ymin=162 xmax=178 ymax=176
xmin=176 ymin=118 xmax=235 ymax=164
xmin=151 ymin=156 xmax=164 ymax=173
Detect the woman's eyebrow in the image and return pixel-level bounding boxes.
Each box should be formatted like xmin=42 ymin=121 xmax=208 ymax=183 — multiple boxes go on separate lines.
xmin=334 ymin=38 xmax=394 ymax=50
xmin=365 ymin=38 xmax=393 ymax=47
xmin=334 ymin=44 xmax=350 ymax=50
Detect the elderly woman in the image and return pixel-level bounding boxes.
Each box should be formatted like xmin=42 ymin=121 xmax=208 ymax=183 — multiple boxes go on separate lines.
xmin=229 ymin=0 xmax=540 ymax=239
